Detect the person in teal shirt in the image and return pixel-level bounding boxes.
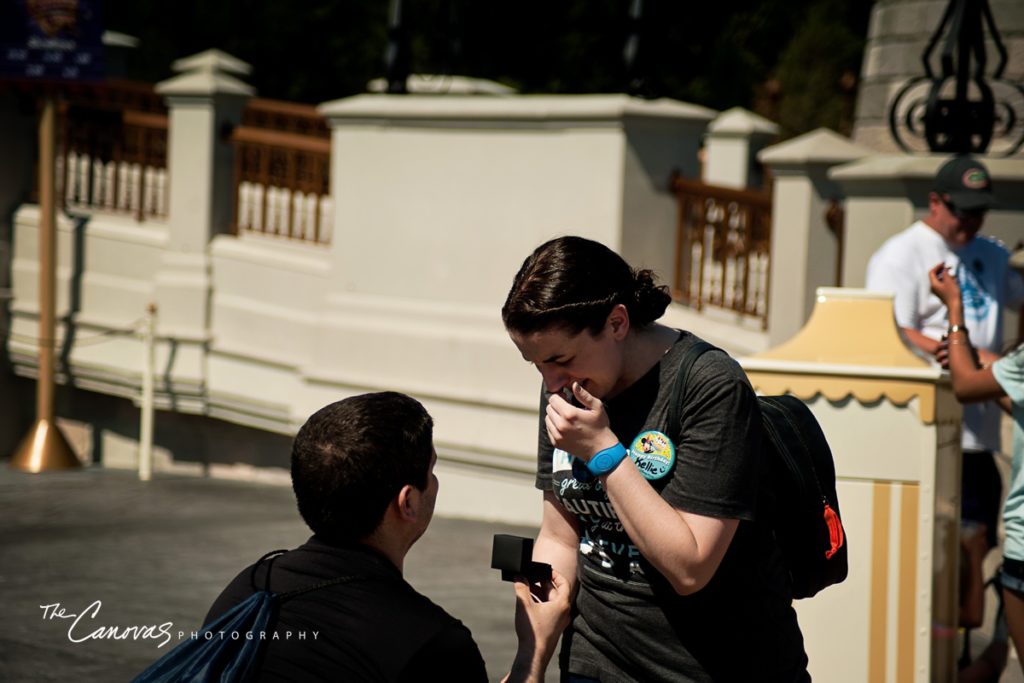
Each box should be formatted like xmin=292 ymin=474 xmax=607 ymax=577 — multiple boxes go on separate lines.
xmin=931 ymin=262 xmax=1024 ymax=677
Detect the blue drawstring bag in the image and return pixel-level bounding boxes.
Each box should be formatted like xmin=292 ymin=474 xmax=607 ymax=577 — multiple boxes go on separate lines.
xmin=134 ymin=550 xmax=359 ymax=683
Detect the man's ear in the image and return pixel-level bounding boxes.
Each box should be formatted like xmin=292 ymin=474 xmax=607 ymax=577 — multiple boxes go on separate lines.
xmin=607 ymin=304 xmax=630 ymax=340
xmin=395 ymin=484 xmax=419 ymax=522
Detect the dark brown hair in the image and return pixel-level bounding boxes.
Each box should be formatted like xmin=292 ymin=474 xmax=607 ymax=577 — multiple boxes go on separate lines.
xmin=502 ymin=236 xmax=671 ymax=336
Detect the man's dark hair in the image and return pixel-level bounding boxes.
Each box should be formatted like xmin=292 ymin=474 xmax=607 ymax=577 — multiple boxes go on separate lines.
xmin=502 ymin=235 xmax=672 ymax=336
xmin=291 ymin=392 xmax=434 ymax=542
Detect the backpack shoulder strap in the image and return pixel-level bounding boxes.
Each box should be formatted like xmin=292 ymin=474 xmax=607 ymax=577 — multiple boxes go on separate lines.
xmin=666 ymin=339 xmax=716 ymax=439
xmin=277 ymin=575 xmax=364 ymax=603
xmin=249 ymin=548 xmax=366 ymax=604
xmin=250 ymin=549 xmax=290 ymax=593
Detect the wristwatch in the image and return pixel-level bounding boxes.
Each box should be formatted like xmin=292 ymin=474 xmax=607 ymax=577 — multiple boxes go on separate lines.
xmin=586 ymin=443 xmax=628 ymax=477
xmin=947 ymin=324 xmax=969 ymax=336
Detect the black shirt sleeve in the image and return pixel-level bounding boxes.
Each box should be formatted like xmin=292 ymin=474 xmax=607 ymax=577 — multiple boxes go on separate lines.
xmin=661 ymin=349 xmax=761 ymax=520
xmin=204 ymin=567 xmax=253 ymax=626
xmin=397 ymin=621 xmax=488 ymax=682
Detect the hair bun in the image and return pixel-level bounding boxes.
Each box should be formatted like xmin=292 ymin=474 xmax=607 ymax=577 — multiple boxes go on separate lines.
xmin=631 ymin=269 xmax=672 ymax=325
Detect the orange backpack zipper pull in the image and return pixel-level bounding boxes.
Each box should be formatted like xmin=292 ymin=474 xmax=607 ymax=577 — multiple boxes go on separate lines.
xmin=823 ymin=503 xmax=844 ymax=559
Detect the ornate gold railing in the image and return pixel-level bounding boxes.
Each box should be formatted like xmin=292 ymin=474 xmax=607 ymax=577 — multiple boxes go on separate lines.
xmin=671 ymin=175 xmax=772 ymax=328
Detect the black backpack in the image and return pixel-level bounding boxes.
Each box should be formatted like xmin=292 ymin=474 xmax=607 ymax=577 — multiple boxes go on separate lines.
xmin=668 ymin=340 xmax=848 ymax=599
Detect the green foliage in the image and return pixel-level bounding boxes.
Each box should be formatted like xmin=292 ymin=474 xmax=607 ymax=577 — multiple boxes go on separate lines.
xmin=773 ymin=0 xmax=866 ymax=137
xmin=101 ymin=0 xmax=872 ymax=136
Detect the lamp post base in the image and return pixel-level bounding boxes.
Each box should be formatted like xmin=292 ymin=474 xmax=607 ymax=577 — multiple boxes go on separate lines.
xmin=9 ymin=419 xmax=82 ymax=473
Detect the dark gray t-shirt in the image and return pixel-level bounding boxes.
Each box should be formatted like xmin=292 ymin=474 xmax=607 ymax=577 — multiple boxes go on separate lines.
xmin=536 ymin=331 xmax=808 ymax=682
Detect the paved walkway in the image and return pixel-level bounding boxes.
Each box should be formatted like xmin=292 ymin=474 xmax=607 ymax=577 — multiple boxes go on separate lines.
xmin=2 ymin=465 xmax=1021 ymax=682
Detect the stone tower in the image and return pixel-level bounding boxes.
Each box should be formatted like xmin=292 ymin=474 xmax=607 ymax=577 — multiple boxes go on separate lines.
xmin=853 ymin=0 xmax=1024 ymax=156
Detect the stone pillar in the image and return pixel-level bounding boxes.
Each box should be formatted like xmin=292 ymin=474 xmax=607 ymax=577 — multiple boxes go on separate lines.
xmin=153 ymin=50 xmax=253 ymax=402
xmin=703 ymin=107 xmax=779 ymax=189
xmin=758 ymin=129 xmax=870 ymax=346
xmin=156 ymin=50 xmax=253 ymax=251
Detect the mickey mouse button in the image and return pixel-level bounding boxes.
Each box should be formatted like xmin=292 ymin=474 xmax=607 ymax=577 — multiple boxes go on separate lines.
xmin=629 ymin=430 xmax=675 ymax=480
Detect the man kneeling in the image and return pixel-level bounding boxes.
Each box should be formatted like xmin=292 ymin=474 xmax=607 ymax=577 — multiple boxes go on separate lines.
xmin=205 ymin=392 xmax=569 ymax=681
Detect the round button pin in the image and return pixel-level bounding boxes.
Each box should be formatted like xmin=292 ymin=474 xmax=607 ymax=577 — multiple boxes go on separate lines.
xmin=629 ymin=430 xmax=675 ymax=480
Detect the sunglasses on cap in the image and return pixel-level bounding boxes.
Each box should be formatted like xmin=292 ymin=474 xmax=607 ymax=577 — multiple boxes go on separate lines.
xmin=942 ymin=197 xmax=987 ymax=220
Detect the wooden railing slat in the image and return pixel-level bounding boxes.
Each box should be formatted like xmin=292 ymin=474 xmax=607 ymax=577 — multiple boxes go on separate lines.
xmin=122 ymin=111 xmax=169 ymax=130
xmin=230 ymin=126 xmax=331 ymax=155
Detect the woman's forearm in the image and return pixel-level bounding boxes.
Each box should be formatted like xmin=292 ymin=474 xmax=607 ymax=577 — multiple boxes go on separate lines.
xmin=946 ymin=324 xmax=977 ymax=394
xmin=944 ymin=301 xmax=974 ymax=383
xmin=533 ymin=533 xmax=578 ymax=590
xmin=533 ymin=492 xmax=580 ymax=592
xmin=601 ymin=459 xmax=735 ymax=595
xmin=945 ymin=308 xmax=1005 ymax=402
xmin=947 ymin=301 xmax=965 ymax=328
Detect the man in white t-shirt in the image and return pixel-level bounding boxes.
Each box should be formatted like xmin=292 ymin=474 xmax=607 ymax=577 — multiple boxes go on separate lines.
xmin=867 ymin=155 xmax=1024 ymax=629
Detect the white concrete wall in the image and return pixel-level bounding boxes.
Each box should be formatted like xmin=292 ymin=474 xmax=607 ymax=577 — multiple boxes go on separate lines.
xmin=207 ymin=232 xmax=332 ymax=431
xmin=319 ymin=95 xmax=713 ymax=308
xmin=620 ymin=117 xmax=705 ymax=281
xmin=9 ymin=207 xmax=166 ymax=401
xmin=329 ymin=124 xmax=622 ymax=304
xmin=6 ymin=91 xmax=717 ymax=525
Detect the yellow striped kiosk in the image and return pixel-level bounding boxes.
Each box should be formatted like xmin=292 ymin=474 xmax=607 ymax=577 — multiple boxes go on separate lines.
xmin=741 ymin=287 xmax=960 ymax=683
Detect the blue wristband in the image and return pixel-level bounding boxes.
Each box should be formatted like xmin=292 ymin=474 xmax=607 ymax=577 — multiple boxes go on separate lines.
xmin=586 ymin=443 xmax=628 ymax=476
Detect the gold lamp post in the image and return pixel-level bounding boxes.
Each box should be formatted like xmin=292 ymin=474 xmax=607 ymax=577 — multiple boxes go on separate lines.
xmin=9 ymin=92 xmax=80 ymax=472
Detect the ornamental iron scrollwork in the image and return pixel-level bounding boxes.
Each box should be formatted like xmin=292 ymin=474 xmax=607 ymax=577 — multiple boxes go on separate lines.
xmin=888 ymin=0 xmax=1024 ymax=156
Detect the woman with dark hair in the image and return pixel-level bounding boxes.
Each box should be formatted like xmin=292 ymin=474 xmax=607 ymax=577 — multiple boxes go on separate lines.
xmin=502 ymin=236 xmax=808 ymax=682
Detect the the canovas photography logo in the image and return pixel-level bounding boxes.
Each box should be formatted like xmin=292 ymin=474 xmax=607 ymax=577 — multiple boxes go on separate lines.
xmin=41 ymin=601 xmax=175 ymax=648
xmin=40 ymin=600 xmax=321 ymax=648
